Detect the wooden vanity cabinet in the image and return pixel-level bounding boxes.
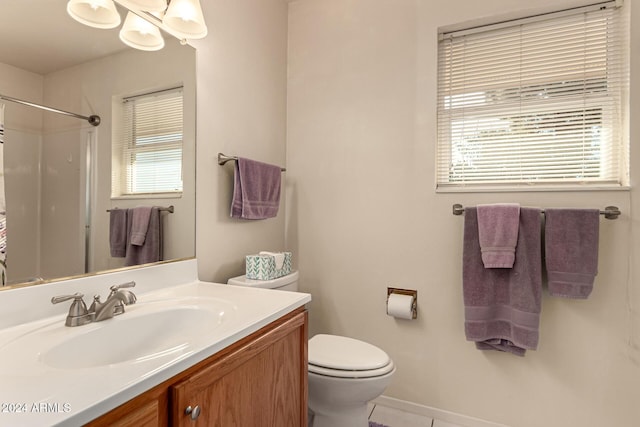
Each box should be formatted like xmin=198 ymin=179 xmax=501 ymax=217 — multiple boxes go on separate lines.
xmin=86 ymin=308 xmax=308 ymax=427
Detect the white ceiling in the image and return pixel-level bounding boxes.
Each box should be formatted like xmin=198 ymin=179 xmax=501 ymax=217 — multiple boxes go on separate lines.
xmin=0 ymin=0 xmax=129 ymax=75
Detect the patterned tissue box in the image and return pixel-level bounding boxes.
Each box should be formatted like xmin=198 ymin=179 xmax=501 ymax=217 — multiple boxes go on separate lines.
xmin=246 ymin=252 xmax=292 ymax=280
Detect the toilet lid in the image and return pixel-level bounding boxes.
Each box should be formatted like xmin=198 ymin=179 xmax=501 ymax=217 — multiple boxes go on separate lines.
xmin=308 ymin=334 xmax=391 ymax=371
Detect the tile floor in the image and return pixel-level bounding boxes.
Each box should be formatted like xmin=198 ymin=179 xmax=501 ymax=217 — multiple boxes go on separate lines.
xmin=368 ymin=403 xmax=464 ymax=427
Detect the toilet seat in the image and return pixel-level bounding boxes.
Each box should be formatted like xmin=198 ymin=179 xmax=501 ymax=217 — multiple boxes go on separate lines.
xmin=308 ymin=334 xmax=394 ymax=379
xmin=308 ymin=360 xmax=395 ymax=378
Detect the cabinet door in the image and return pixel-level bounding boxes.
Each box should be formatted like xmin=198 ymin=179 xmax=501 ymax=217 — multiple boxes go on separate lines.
xmin=171 ymin=311 xmax=308 ymax=427
xmin=84 ymin=391 xmax=168 ymax=427
xmin=101 ymin=400 xmax=159 ymax=427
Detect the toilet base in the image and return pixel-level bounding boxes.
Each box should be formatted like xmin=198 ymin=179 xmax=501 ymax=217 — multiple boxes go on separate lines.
xmin=308 ymin=366 xmax=395 ymax=427
xmin=309 ymin=405 xmax=369 ymax=427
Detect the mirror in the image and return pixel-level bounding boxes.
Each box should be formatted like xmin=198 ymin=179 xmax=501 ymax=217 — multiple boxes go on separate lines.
xmin=0 ymin=0 xmax=196 ymax=289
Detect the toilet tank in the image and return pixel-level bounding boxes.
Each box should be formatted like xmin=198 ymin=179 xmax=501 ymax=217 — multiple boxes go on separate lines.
xmin=227 ymin=271 xmax=299 ymax=291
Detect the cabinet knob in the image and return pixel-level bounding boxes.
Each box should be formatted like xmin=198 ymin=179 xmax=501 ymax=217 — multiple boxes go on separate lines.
xmin=185 ymin=405 xmax=201 ymax=420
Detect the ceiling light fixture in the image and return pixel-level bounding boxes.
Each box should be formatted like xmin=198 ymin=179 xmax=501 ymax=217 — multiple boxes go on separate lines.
xmin=66 ymin=0 xmax=208 ymax=51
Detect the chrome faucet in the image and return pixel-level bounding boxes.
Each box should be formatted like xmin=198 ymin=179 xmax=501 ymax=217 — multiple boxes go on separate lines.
xmin=52 ymin=281 xmax=137 ymax=326
xmin=91 ymin=287 xmax=137 ymax=321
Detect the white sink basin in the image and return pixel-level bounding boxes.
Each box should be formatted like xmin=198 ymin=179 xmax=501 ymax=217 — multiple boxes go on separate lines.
xmin=42 ymin=304 xmax=229 ymax=369
xmin=0 ymin=296 xmax=236 ymax=371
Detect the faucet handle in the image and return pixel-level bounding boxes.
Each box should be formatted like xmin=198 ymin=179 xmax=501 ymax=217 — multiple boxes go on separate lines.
xmin=51 ymin=292 xmax=84 ymax=305
xmin=51 ymin=293 xmax=92 ymax=327
xmin=109 ymin=281 xmax=136 ymax=292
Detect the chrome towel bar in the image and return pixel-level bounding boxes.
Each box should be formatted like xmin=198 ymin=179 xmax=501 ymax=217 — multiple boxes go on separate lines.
xmin=107 ymin=206 xmax=174 ymax=213
xmin=452 ymin=204 xmax=621 ymax=220
xmin=217 ymin=152 xmax=286 ymax=172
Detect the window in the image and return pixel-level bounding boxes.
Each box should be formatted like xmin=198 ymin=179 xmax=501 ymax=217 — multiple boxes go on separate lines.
xmin=436 ymin=1 xmax=628 ymax=190
xmin=112 ymin=87 xmax=184 ymax=196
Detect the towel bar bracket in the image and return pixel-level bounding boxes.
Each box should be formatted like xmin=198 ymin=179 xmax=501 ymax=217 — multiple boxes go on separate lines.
xmin=453 ymin=204 xmax=465 ymax=216
xmin=452 ymin=204 xmax=620 ymax=220
xmin=603 ymin=206 xmax=620 ymax=220
xmin=217 ymin=153 xmax=237 ymax=166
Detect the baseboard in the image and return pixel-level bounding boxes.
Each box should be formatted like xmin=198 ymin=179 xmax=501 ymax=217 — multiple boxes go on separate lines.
xmin=372 ymin=396 xmax=511 ymax=427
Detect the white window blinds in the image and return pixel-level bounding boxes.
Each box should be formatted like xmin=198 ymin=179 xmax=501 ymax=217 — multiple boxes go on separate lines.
xmin=436 ymin=2 xmax=628 ymax=190
xmin=112 ymin=87 xmax=184 ymax=196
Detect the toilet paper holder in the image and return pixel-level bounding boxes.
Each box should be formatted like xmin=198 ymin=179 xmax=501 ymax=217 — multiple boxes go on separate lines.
xmin=386 ymin=287 xmax=417 ymax=319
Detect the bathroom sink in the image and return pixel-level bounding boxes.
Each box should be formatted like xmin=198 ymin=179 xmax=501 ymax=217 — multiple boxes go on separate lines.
xmin=42 ymin=303 xmax=229 ymax=369
xmin=0 ymin=274 xmax=312 ymax=427
xmin=0 ymin=296 xmax=236 ymax=370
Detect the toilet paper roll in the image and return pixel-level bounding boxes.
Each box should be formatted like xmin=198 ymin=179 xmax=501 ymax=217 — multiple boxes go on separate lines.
xmin=386 ymin=293 xmax=415 ymax=320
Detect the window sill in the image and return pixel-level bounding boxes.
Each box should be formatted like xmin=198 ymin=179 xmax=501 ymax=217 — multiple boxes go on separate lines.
xmin=435 ymin=184 xmax=631 ymax=193
xmin=111 ymin=193 xmax=183 ymax=201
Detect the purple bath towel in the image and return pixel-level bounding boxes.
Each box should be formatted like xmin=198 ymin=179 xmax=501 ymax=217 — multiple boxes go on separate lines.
xmin=463 ymin=207 xmax=542 ymax=356
xmin=109 ymin=209 xmax=127 ymax=257
xmin=545 ymin=209 xmax=599 ymax=299
xmin=125 ymin=207 xmax=163 ymax=266
xmin=231 ymin=157 xmax=281 ymax=220
xmin=130 ymin=206 xmax=152 ymax=246
xmin=477 ymin=203 xmax=520 ymax=268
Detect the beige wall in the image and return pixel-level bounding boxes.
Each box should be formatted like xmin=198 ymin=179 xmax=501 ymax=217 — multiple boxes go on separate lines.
xmin=286 ymin=0 xmax=640 ymax=426
xmin=194 ymin=0 xmax=289 ymax=283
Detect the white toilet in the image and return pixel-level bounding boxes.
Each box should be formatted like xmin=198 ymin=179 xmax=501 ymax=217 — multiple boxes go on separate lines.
xmin=227 ymin=271 xmax=395 ymax=427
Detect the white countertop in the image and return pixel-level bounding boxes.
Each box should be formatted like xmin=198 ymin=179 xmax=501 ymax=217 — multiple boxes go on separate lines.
xmin=0 ymin=261 xmax=310 ymax=426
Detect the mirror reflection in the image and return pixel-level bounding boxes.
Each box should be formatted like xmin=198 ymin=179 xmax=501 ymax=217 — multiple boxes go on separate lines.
xmin=0 ymin=0 xmax=196 ymax=288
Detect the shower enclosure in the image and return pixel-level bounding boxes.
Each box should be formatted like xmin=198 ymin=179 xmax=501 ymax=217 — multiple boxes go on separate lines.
xmin=2 ymin=95 xmax=100 ymax=285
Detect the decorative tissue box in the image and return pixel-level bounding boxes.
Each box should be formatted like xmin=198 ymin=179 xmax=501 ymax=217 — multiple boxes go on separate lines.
xmin=246 ymin=252 xmax=292 ymax=280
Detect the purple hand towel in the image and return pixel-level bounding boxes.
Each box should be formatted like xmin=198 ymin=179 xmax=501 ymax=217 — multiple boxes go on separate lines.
xmin=125 ymin=207 xmax=163 ymax=266
xmin=463 ymin=207 xmax=542 ymax=356
xmin=130 ymin=206 xmax=153 ymax=246
xmin=109 ymin=209 xmax=127 ymax=257
xmin=477 ymin=203 xmax=520 ymax=268
xmin=231 ymin=157 xmax=281 ymax=220
xmin=545 ymin=209 xmax=599 ymax=299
